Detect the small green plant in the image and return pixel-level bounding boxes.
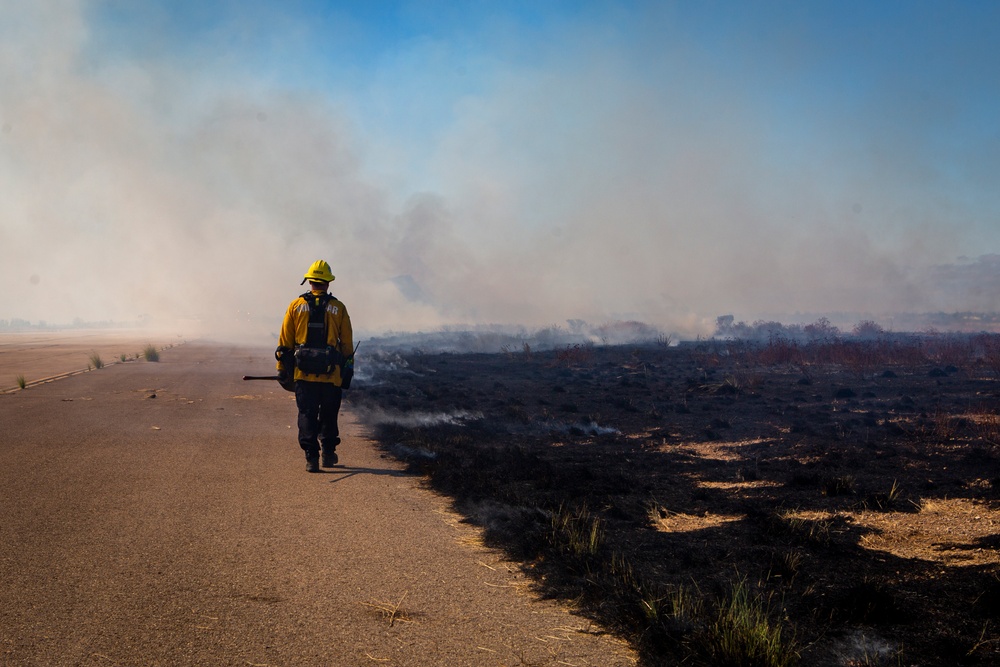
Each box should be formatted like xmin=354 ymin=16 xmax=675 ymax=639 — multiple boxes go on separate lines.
xmin=89 ymin=351 xmax=104 ymax=369
xmin=551 ymin=504 xmax=604 ymax=559
xmin=143 ymin=344 xmax=160 ymax=362
xmin=696 ymin=579 xmax=798 ymax=667
xmin=641 ymin=593 xmax=664 ymax=623
xmin=668 ymin=584 xmax=704 ymax=631
xmin=16 ymin=375 xmax=27 ymax=389
xmin=119 ymin=353 xmax=127 ymax=363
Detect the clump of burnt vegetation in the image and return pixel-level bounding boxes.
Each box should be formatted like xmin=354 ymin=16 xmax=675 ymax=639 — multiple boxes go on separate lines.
xmin=348 ymin=325 xmax=1000 ymax=666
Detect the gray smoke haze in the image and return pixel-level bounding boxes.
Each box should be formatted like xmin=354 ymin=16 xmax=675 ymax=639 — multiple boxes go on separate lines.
xmin=2 ymin=2 xmax=998 ymax=343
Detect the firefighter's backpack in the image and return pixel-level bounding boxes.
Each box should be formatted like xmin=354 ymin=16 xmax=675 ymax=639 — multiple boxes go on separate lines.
xmin=293 ymin=292 xmax=343 ymax=375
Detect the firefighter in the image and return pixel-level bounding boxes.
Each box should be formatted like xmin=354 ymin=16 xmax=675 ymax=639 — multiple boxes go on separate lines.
xmin=276 ymin=260 xmax=354 ymax=472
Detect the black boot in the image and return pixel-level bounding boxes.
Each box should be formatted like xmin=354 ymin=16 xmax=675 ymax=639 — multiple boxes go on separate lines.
xmin=321 ymin=449 xmax=338 ymax=467
xmin=306 ymin=454 xmax=320 ymax=473
xmin=321 ymin=437 xmax=340 ymax=468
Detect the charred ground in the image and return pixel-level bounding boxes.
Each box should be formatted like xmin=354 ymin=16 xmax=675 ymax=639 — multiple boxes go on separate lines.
xmin=347 ymin=335 xmax=1000 ymax=666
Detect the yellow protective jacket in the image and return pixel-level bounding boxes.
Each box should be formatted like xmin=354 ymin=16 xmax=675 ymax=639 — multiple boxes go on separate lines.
xmin=277 ymin=290 xmax=353 ymax=385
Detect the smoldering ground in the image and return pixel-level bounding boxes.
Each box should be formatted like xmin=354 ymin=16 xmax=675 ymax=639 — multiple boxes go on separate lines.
xmin=346 ymin=336 xmax=1000 ymax=666
xmin=2 ymin=2 xmax=999 ymax=342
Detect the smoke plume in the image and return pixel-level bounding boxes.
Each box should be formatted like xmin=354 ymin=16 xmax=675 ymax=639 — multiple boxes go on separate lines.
xmin=2 ymin=2 xmax=998 ymax=342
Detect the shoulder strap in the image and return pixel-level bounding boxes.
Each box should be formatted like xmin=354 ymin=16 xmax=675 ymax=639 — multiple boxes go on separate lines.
xmin=299 ymin=292 xmax=337 ymax=302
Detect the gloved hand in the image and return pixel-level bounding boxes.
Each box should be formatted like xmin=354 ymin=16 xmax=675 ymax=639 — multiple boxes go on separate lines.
xmin=340 ymin=357 xmax=354 ymax=389
xmin=277 ymin=368 xmax=296 ymax=392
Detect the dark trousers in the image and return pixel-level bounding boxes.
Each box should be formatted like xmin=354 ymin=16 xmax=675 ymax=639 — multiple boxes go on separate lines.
xmin=295 ymin=381 xmax=343 ymax=458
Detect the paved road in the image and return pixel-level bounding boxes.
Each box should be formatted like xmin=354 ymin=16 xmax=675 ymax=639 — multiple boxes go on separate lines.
xmin=0 ymin=343 xmax=634 ymax=666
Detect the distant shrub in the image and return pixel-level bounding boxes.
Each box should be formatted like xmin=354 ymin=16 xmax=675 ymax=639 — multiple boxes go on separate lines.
xmin=89 ymin=351 xmax=104 ymax=369
xmin=852 ymin=320 xmax=886 ymax=338
xmin=143 ymin=345 xmax=160 ymax=362
xmin=16 ymin=374 xmax=26 ymax=389
xmin=804 ymin=317 xmax=840 ymax=342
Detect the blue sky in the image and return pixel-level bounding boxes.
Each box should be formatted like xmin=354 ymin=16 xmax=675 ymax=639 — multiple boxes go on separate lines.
xmin=84 ymin=0 xmax=998 ymax=199
xmin=2 ymin=1 xmax=999 ymax=336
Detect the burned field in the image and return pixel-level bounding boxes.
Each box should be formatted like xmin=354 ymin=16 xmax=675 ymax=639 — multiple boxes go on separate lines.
xmin=348 ymin=336 xmax=1000 ymax=666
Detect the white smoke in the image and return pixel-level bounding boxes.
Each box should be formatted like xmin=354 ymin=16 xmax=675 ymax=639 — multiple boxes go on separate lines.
xmin=2 ymin=2 xmax=998 ymax=341
xmin=360 ymin=408 xmax=483 ymax=429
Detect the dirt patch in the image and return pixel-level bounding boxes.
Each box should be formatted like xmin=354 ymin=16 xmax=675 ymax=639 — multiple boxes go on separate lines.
xmin=0 ymin=330 xmax=184 ymax=391
xmin=348 ymin=339 xmax=1000 ymax=666
xmin=852 ymin=499 xmax=1000 ymax=567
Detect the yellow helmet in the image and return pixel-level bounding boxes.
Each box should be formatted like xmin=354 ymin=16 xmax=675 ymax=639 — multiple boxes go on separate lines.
xmin=301 ymin=259 xmax=335 ymax=285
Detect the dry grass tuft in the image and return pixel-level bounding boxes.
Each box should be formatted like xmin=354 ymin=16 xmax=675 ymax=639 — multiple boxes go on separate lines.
xmin=361 ymin=591 xmax=411 ymax=626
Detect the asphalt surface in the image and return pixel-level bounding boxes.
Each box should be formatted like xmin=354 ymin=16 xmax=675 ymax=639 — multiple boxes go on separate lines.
xmin=0 ymin=342 xmax=634 ymax=666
